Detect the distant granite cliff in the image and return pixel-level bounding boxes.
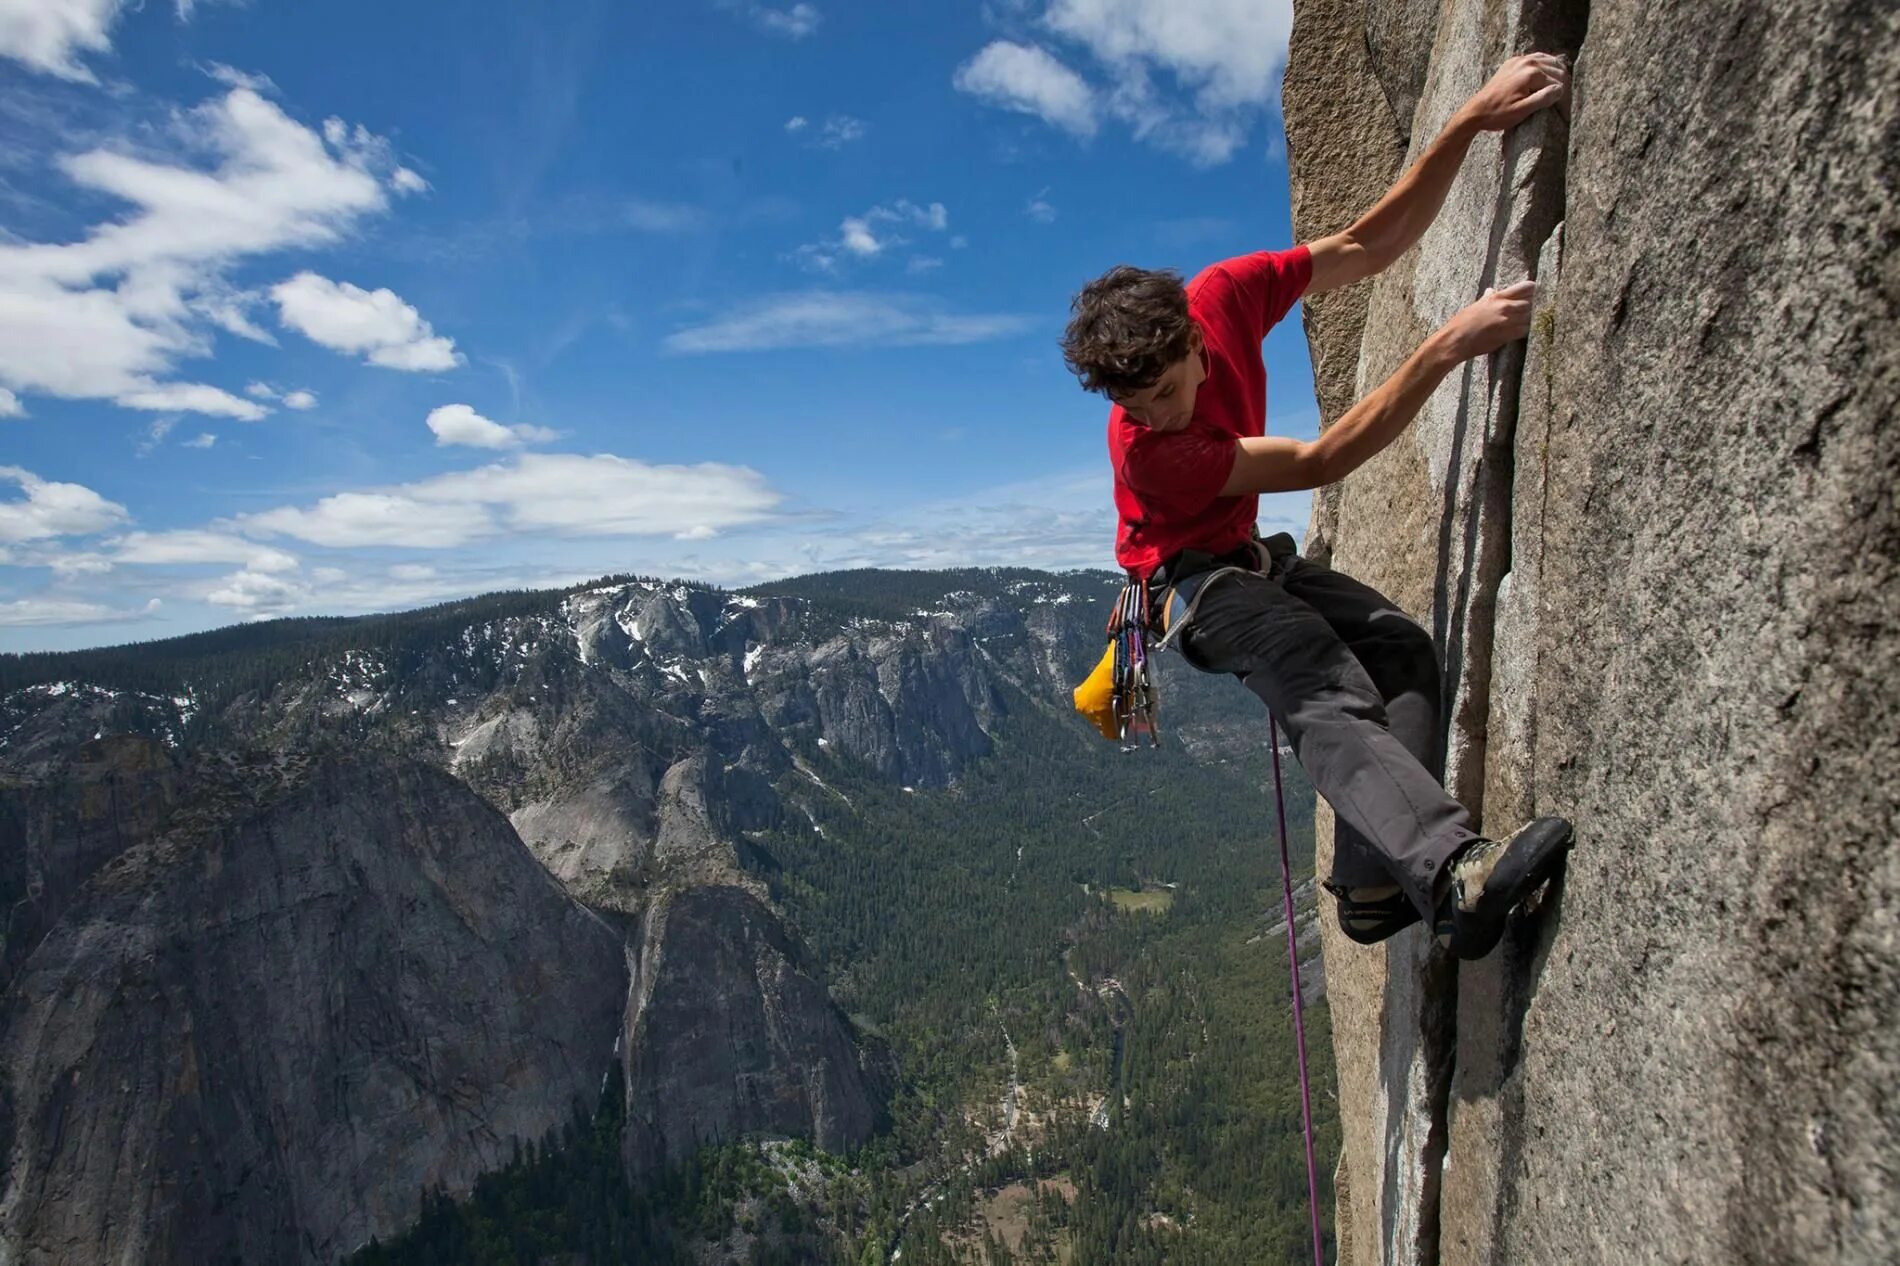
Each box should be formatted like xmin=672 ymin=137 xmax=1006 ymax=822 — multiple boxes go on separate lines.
xmin=1284 ymin=0 xmax=1897 ymax=1262
xmin=0 ymin=569 xmax=1252 ymax=1262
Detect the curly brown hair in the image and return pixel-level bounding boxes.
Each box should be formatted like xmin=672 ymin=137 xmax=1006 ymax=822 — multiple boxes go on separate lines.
xmin=1060 ymin=265 xmax=1194 ymax=397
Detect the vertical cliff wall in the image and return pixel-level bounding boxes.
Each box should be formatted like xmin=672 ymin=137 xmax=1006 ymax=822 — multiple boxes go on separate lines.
xmin=1283 ymin=1 xmax=1898 ymax=1261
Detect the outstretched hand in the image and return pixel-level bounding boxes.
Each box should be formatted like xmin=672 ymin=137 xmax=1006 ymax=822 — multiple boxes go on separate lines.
xmin=1458 ymin=53 xmax=1569 ymax=132
xmin=1443 ymin=280 xmax=1537 ymax=358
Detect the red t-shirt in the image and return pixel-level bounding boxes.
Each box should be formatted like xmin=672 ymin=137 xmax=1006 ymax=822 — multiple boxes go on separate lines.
xmin=1108 ymin=246 xmax=1312 ymax=577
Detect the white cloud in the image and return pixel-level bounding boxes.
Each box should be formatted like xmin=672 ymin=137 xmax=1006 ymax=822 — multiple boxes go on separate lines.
xmin=184 ymin=432 xmax=217 ymax=448
xmin=786 ymin=114 xmax=866 ymax=148
xmin=242 ymin=452 xmax=784 ymax=548
xmin=0 ymin=466 xmax=131 ymax=542
xmin=665 ymin=292 xmax=1033 ymax=354
xmin=956 ymin=2 xmax=1292 ymax=165
xmin=245 ymin=492 xmax=491 ymax=549
xmin=799 ymin=199 xmax=951 ymax=271
xmin=622 ymin=198 xmax=700 ymax=233
xmin=109 ymin=529 xmax=298 ymax=572
xmin=953 ymin=42 xmax=1098 ymax=138
xmin=190 ymin=283 xmax=277 ymax=345
xmin=202 ymin=61 xmax=274 ymax=93
xmin=243 ymin=382 xmax=315 ymax=408
xmin=204 ymin=566 xmax=308 ymax=615
xmin=390 ymin=166 xmax=429 ymax=195
xmin=176 ymin=0 xmax=242 ymax=21
xmin=0 ymin=595 xmax=158 ymax=627
xmin=1044 ymin=0 xmax=1288 ymax=111
xmin=136 ymin=417 xmax=177 ymax=456
xmin=271 ymin=271 xmax=463 ymax=372
xmin=0 ymin=388 xmax=23 ymax=418
xmin=48 ymin=551 xmax=114 ymax=577
xmin=115 ymin=381 xmax=265 ymax=418
xmin=0 ymin=0 xmax=127 ymax=81
xmin=729 ymin=2 xmax=820 ymax=39
xmin=817 ymin=115 xmax=866 ymax=148
xmin=1026 ymin=189 xmax=1057 ymax=222
xmin=0 ymin=87 xmax=418 ymax=418
xmin=426 ymin=403 xmax=556 ymax=450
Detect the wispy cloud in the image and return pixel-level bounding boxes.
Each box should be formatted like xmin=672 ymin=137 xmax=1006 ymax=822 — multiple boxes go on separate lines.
xmin=622 ymin=197 xmax=703 ymax=233
xmin=0 ymin=0 xmax=129 ymax=82
xmin=664 ymin=292 xmax=1034 ymax=354
xmin=0 ymin=595 xmax=159 ymax=627
xmin=954 ymin=0 xmax=1293 ymax=165
xmin=0 ymin=86 xmax=423 ymax=419
xmin=814 ymin=115 xmax=866 ymax=148
xmin=720 ymin=1 xmax=821 ymax=39
xmin=110 ymin=529 xmax=299 ymax=572
xmin=797 ymin=199 xmax=950 ymax=272
xmin=241 ymin=453 xmax=784 ymax=548
xmin=953 ymin=41 xmax=1098 ymax=138
xmin=243 ymin=382 xmax=318 ymax=409
xmin=135 ymin=417 xmax=177 ymax=456
xmin=1025 ymin=188 xmax=1057 ymax=222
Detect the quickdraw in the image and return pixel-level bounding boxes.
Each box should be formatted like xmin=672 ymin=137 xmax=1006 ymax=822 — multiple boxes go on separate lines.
xmin=1105 ymin=577 xmax=1161 ymax=749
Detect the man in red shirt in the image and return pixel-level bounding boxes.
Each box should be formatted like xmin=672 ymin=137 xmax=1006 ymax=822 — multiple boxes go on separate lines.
xmin=1062 ymin=53 xmax=1575 ymax=961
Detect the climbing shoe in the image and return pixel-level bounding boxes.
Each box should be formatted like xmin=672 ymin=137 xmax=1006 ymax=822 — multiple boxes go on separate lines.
xmin=1323 ymin=881 xmax=1423 ymax=945
xmin=1433 ymin=816 xmax=1575 ymax=960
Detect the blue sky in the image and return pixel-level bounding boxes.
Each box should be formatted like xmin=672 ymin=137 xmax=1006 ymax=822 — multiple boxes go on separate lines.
xmin=0 ymin=0 xmax=1320 ymax=652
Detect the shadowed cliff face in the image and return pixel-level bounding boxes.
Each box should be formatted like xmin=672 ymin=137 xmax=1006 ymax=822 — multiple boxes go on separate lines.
xmin=0 ymin=746 xmax=626 ymax=1266
xmin=621 ymin=884 xmax=889 ymax=1176
xmin=1285 ymin=1 xmax=1898 ymax=1263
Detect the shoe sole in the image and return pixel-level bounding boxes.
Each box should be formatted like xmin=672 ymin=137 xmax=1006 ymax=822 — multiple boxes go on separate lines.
xmin=1450 ymin=817 xmax=1576 ymax=960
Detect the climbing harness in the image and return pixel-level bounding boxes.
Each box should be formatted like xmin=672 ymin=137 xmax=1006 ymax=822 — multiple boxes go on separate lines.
xmin=1154 ymin=530 xmax=1288 ymax=656
xmin=1272 ymin=715 xmax=1326 ymax=1266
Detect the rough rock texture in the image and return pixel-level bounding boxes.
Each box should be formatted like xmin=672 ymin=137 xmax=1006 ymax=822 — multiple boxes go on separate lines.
xmin=1286 ymin=0 xmax=1899 ymax=1262
xmin=620 ymin=884 xmax=887 ymax=1175
xmin=0 ymin=736 xmax=180 ymax=982
xmin=1284 ymin=0 xmax=1410 ymax=570
xmin=0 ymin=746 xmax=626 ymax=1265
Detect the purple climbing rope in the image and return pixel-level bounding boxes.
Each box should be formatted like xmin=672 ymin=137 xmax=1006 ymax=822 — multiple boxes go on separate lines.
xmin=1271 ymin=716 xmax=1325 ymax=1266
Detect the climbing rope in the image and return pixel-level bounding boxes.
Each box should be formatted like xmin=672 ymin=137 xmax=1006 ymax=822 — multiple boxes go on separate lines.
xmin=1271 ymin=716 xmax=1325 ymax=1266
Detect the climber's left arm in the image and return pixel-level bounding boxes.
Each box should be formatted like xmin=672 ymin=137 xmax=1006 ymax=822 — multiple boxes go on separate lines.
xmin=1304 ymin=52 xmax=1569 ymax=296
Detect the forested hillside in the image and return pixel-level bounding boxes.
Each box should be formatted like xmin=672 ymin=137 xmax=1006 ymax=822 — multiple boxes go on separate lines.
xmin=2 ymin=567 xmax=1335 ymax=1264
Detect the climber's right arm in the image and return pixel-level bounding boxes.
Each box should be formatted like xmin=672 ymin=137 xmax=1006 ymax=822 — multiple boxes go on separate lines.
xmin=1304 ymin=53 xmax=1569 ymax=296
xmin=1219 ymin=282 xmax=1537 ymax=495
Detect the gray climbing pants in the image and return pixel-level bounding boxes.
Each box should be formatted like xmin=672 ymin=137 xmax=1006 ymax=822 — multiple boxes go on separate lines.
xmin=1171 ymin=536 xmax=1477 ymax=921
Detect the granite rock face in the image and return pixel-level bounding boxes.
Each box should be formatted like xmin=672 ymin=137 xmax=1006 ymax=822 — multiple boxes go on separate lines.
xmin=1284 ymin=0 xmax=1899 ymax=1261
xmin=621 ymin=884 xmax=888 ymax=1176
xmin=0 ymin=747 xmax=626 ymax=1265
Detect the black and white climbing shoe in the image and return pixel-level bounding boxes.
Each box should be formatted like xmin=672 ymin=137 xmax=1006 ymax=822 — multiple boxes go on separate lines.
xmin=1433 ymin=816 xmax=1575 ymax=960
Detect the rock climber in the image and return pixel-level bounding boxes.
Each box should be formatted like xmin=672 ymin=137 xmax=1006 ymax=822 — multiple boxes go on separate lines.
xmin=1064 ymin=53 xmax=1576 ymax=959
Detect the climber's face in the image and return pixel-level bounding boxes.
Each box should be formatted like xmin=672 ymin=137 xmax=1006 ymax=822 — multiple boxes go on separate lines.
xmin=1111 ymin=325 xmax=1207 ymax=433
